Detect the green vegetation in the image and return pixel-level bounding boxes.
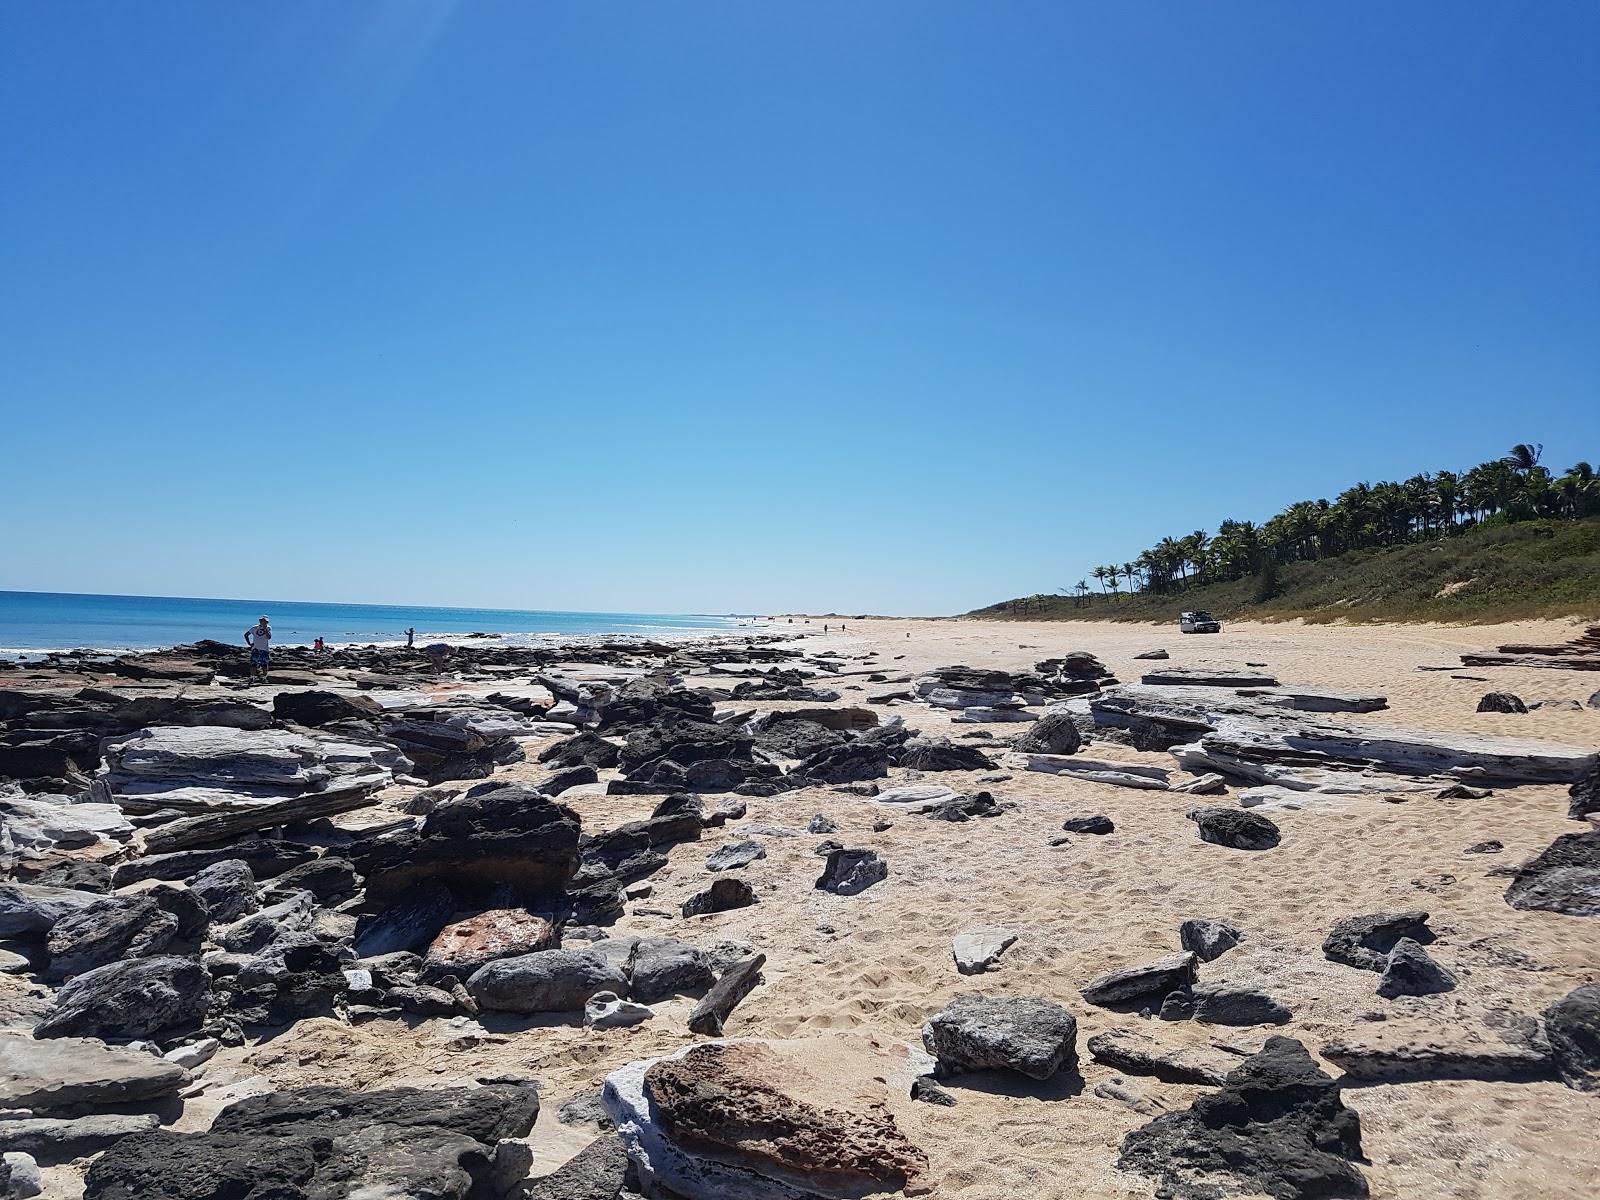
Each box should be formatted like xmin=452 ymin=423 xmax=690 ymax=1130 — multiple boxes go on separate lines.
xmin=974 ymin=443 xmax=1600 ymax=625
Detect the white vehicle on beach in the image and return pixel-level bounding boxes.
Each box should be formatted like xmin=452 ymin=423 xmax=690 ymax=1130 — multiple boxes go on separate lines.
xmin=1180 ymin=610 xmax=1221 ymax=634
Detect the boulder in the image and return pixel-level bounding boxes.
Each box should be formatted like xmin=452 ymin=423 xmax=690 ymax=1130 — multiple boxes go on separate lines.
xmin=84 ymin=1083 xmax=539 ymax=1200
xmin=1503 ymin=831 xmax=1600 ymax=916
xmin=34 ymin=956 xmax=210 ymax=1040
xmin=350 ymin=784 xmax=581 ymax=903
xmin=815 ymin=848 xmax=888 ymax=896
xmin=618 ymin=712 xmax=754 ymax=776
xmin=270 ymin=690 xmax=383 ymax=727
xmin=538 ymin=731 xmax=621 ymax=770
xmin=1376 ymin=938 xmax=1456 ymax=998
xmin=1014 ymin=712 xmax=1082 ymax=756
xmin=0 ymin=1113 xmax=161 ymax=1158
xmin=603 ymin=1040 xmax=926 ymax=1199
xmin=0 ymin=1033 xmax=190 ymax=1110
xmin=682 ymin=877 xmax=757 ymax=918
xmin=1187 ymin=806 xmax=1280 ymax=850
xmin=1118 ymin=1036 xmax=1367 ymax=1200
xmin=467 ymin=949 xmax=628 ymax=1014
xmin=185 ymin=859 xmax=258 ymax=923
xmin=951 ymin=927 xmax=1017 ymax=976
xmin=896 ymin=737 xmax=996 ymax=772
xmin=0 ymin=883 xmax=101 ymax=937
xmin=1178 ymin=985 xmax=1292 ymax=1026
xmin=1179 ymin=918 xmax=1242 ymax=962
xmin=1476 ymin=692 xmax=1527 ymax=714
xmin=44 ymin=894 xmax=179 ymax=979
xmin=627 ymin=938 xmax=713 ymax=1002
xmin=1544 ymin=983 xmax=1600 ymax=1092
xmin=793 ymin=741 xmax=889 ymax=785
xmin=1323 ymin=911 xmax=1434 ymax=971
xmin=923 ymin=994 xmax=1079 ymax=1080
xmin=260 ymin=857 xmax=359 ymax=905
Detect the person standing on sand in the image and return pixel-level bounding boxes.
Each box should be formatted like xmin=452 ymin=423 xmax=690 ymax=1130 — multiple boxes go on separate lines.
xmin=244 ymin=616 xmax=272 ymax=684
xmin=406 ymin=627 xmax=416 ymax=649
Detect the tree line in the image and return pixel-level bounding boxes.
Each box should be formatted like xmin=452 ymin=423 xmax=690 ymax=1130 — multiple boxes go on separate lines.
xmin=1066 ymin=443 xmax=1598 ymax=604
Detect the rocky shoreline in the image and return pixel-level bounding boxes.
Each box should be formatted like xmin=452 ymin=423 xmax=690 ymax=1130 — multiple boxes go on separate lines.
xmin=2 ymin=619 xmax=1598 ymax=1198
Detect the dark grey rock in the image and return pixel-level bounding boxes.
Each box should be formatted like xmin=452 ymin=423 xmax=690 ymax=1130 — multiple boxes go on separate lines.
xmin=186 ymin=859 xmax=258 ymax=923
xmin=35 ymin=956 xmax=210 ymax=1040
xmin=1465 ymin=840 xmax=1504 ymax=855
xmin=1014 ymin=712 xmax=1082 ymax=756
xmin=44 ymin=894 xmax=179 ymax=979
xmin=1503 ymin=831 xmax=1600 ymax=916
xmin=815 ymin=847 xmax=888 ymax=896
xmin=1179 ymin=918 xmax=1242 ymax=962
xmin=467 ymin=950 xmax=628 ymax=1014
xmin=626 ymin=938 xmax=712 ymax=1003
xmin=681 ymin=877 xmax=756 ymax=917
xmin=1187 ymin=806 xmax=1280 ymax=850
xmin=1544 ymin=983 xmax=1600 ymax=1092
xmin=1323 ymin=910 xmax=1434 ymax=971
xmin=1188 ymin=985 xmax=1292 ymax=1026
xmin=1376 ymin=938 xmax=1456 ymax=999
xmin=704 ymin=840 xmax=765 ymax=872
xmin=909 ymin=1076 xmax=957 ymax=1106
xmin=806 ymin=813 xmax=839 ymax=834
xmin=922 ymin=993 xmax=1079 ymax=1080
xmin=1061 ymin=814 xmax=1113 ymax=835
xmin=1080 ymin=952 xmax=1197 ymax=1008
xmin=1569 ymin=764 xmax=1600 ymax=822
xmin=1476 ymin=692 xmax=1527 ymax=714
xmin=897 ymin=737 xmax=996 ymax=772
xmin=1118 ymin=1036 xmax=1367 ymax=1200
xmin=525 ymin=1132 xmax=636 ymax=1200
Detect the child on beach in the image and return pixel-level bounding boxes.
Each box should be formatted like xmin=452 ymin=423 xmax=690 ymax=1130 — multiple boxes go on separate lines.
xmin=244 ymin=616 xmax=272 ymax=683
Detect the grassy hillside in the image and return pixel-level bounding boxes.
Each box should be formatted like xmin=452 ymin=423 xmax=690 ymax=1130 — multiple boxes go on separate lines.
xmin=971 ymin=518 xmax=1600 ymax=624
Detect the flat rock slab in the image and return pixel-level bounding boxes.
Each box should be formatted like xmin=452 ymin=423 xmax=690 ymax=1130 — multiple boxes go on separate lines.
xmin=874 ymin=785 xmax=963 ymax=812
xmin=1321 ymin=1025 xmax=1552 ymax=1082
xmin=0 ymin=1033 xmax=190 ymax=1110
xmin=1007 ymin=753 xmax=1170 ymax=790
xmin=1080 ymin=952 xmax=1197 ymax=1007
xmin=1141 ymin=668 xmax=1280 ymax=688
xmin=603 ymin=1037 xmax=928 ymax=1199
xmin=952 ymin=927 xmax=1018 ymax=975
xmin=1087 ymin=1028 xmax=1244 ymax=1086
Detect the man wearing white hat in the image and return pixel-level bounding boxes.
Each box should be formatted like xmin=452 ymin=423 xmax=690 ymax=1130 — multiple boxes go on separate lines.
xmin=244 ymin=615 xmax=272 ymax=684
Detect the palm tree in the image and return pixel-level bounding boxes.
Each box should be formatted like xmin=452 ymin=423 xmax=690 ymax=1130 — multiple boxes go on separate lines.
xmin=1091 ymin=566 xmax=1110 ymax=599
xmin=1075 ymin=579 xmax=1090 ymax=608
xmin=1121 ymin=561 xmax=1140 ymax=595
xmin=1504 ymin=442 xmax=1543 ymax=473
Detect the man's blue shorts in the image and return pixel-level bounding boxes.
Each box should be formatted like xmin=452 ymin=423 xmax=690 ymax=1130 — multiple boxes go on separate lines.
xmin=250 ymin=648 xmax=270 ymax=668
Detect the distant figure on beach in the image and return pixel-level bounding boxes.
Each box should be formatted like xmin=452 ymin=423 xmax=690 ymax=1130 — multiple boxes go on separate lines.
xmin=424 ymin=642 xmax=451 ymax=673
xmin=406 ymin=627 xmax=416 ymax=649
xmin=314 ymin=636 xmax=325 ymax=654
xmin=244 ymin=615 xmax=272 ymax=683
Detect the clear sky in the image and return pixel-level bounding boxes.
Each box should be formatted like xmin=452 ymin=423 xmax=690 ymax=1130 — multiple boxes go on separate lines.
xmin=2 ymin=2 xmax=1595 ymax=615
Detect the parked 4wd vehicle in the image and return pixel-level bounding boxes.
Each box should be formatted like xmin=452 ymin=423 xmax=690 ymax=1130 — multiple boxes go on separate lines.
xmin=1180 ymin=610 xmax=1221 ymax=634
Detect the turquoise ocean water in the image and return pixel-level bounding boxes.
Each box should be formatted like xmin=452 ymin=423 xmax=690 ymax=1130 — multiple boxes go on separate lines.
xmin=0 ymin=590 xmax=747 ymax=653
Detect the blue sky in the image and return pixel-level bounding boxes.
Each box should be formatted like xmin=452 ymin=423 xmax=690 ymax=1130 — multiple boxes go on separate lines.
xmin=2 ymin=2 xmax=1595 ymax=615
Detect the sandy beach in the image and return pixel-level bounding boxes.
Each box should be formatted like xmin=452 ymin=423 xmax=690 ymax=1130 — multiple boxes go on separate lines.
xmin=4 ymin=614 xmax=1597 ymax=1199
